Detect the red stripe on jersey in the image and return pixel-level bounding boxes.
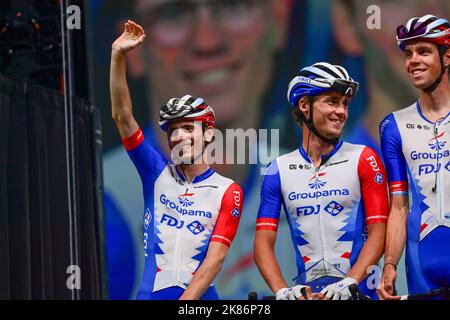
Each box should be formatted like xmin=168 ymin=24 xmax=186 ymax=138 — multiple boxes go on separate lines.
xmin=210 ymin=182 xmax=244 ymax=248
xmin=122 ymin=128 xmax=144 ymax=151
xmin=341 ymin=252 xmax=350 ymax=259
xmin=420 ymin=223 xmax=428 ymax=234
xmin=366 ymin=215 xmax=388 ymax=224
xmin=389 ymin=181 xmax=408 ymax=194
xmin=255 ymin=218 xmax=279 ymax=232
xmin=358 ymin=147 xmax=390 ymax=225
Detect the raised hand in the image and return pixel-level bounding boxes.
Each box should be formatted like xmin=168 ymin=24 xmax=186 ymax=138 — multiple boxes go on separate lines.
xmin=112 ymin=20 xmax=146 ymax=55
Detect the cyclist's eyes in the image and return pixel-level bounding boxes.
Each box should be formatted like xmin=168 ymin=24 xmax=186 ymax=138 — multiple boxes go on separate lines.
xmin=418 ymin=49 xmax=431 ymax=56
xmin=215 ymin=0 xmax=257 ymax=14
xmin=151 ymin=1 xmax=194 ymax=25
xmin=326 ymin=98 xmax=337 ymax=105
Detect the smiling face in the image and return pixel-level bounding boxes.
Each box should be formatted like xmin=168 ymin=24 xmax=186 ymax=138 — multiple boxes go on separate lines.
xmin=404 ymin=41 xmax=446 ymax=90
xmin=135 ymin=0 xmax=289 ymax=127
xmin=303 ymin=92 xmax=349 ymax=139
xmin=167 ymin=120 xmax=211 ymax=164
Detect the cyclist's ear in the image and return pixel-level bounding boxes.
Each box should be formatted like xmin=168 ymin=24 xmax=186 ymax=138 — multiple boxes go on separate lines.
xmin=298 ymin=97 xmax=309 ymax=116
xmin=331 ymin=0 xmax=363 ymax=56
xmin=444 ymin=48 xmax=450 ymax=69
xmin=204 ymin=127 xmax=214 ymax=143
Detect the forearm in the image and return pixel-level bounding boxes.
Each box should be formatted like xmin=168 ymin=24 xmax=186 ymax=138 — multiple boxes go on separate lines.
xmin=110 ymin=49 xmax=137 ymax=137
xmin=179 ymin=256 xmax=224 ymax=300
xmin=384 ymin=206 xmax=408 ymax=266
xmin=254 ymin=232 xmax=288 ymax=293
xmin=347 ymin=226 xmax=385 ymax=283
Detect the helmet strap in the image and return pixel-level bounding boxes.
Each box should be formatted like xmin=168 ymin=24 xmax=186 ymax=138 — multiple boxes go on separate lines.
xmin=424 ymin=46 xmax=448 ymax=93
xmin=303 ymin=96 xmax=339 ymax=145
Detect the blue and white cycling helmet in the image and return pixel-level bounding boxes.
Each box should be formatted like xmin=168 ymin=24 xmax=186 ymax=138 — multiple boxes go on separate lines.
xmin=287 ymin=62 xmax=359 ymax=108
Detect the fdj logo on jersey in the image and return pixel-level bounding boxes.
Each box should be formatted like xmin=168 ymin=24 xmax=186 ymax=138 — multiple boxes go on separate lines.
xmin=296 ymin=205 xmax=320 ymax=216
xmin=419 ymin=161 xmax=450 ymax=176
xmin=324 ymin=201 xmax=344 ymax=216
xmin=415 ymin=133 xmax=450 ymax=176
xmin=160 ymin=214 xmax=205 ymax=235
xmin=161 ymin=214 xmax=184 ymax=229
xmin=144 ymin=208 xmax=152 ymax=230
xmin=187 ymin=221 xmax=205 ymax=235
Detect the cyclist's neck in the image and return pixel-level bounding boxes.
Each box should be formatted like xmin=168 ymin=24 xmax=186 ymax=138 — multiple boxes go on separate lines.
xmin=302 ymin=132 xmax=335 ymax=168
xmin=178 ymin=162 xmax=210 ymax=184
xmin=419 ymin=79 xmax=450 ymax=122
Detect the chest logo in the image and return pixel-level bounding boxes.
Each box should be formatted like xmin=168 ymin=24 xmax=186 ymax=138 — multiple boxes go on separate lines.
xmin=187 ymin=221 xmax=205 ymax=235
xmin=324 ymin=201 xmax=344 ymax=216
xmin=429 ymin=132 xmax=447 ymax=151
xmin=178 ymin=193 xmax=195 ymax=207
xmin=308 ymin=172 xmax=327 ymax=190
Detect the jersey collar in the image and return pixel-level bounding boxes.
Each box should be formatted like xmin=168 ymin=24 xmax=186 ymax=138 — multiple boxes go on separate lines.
xmin=298 ymin=140 xmax=344 ymax=164
xmin=416 ymin=100 xmax=450 ymax=124
xmin=175 ymin=166 xmax=215 ymax=184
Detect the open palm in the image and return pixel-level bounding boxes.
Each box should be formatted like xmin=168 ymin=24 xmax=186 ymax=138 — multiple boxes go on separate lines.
xmin=112 ymin=20 xmax=146 ymax=54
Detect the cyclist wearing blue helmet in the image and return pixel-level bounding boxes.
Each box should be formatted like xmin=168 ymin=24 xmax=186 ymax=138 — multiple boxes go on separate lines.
xmin=254 ymin=62 xmax=389 ymax=300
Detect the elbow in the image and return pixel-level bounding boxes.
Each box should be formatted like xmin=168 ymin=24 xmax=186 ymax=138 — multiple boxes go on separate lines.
xmin=112 ymin=110 xmax=132 ymax=125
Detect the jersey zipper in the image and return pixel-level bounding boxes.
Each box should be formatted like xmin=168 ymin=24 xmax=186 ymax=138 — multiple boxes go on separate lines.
xmin=175 ymin=184 xmax=192 ymax=287
xmin=436 ymin=123 xmax=445 ymax=222
xmin=315 ymin=166 xmax=327 ymax=274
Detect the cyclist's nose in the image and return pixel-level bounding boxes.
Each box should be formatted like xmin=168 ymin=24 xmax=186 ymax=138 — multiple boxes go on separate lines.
xmin=409 ymin=51 xmax=422 ymax=65
xmin=334 ymin=103 xmax=348 ymax=118
xmin=190 ymin=7 xmax=226 ymax=54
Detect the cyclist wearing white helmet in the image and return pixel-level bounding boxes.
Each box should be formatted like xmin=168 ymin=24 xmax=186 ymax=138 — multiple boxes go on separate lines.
xmin=254 ymin=62 xmax=389 ymax=300
xmin=110 ymin=20 xmax=243 ymax=300
xmin=378 ymin=14 xmax=450 ymax=300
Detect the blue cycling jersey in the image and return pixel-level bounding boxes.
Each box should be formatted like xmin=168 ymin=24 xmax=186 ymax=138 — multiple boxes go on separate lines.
xmin=380 ymin=101 xmax=450 ymax=294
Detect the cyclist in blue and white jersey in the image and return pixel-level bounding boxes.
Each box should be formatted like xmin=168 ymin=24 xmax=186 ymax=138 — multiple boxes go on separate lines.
xmin=254 ymin=62 xmax=389 ymax=300
xmin=110 ymin=20 xmax=243 ymax=300
xmin=378 ymin=14 xmax=450 ymax=299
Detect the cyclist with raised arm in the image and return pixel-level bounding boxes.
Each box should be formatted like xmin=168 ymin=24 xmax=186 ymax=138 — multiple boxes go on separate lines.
xmin=110 ymin=20 xmax=244 ymax=300
xmin=378 ymin=14 xmax=450 ymax=300
xmin=254 ymin=62 xmax=389 ymax=300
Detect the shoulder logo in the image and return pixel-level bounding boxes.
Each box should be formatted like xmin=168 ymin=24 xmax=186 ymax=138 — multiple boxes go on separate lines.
xmin=374 ymin=172 xmax=384 ymax=184
xmin=231 ymin=207 xmax=240 ymax=219
xmin=144 ymin=208 xmax=152 ymax=230
xmin=233 ymin=190 xmax=241 ymax=207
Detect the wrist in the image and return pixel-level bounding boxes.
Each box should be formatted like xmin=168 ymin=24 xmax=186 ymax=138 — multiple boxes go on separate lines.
xmin=344 ymin=274 xmax=360 ymax=285
xmin=383 ymin=262 xmax=397 ymax=271
xmin=111 ymin=47 xmax=126 ymax=58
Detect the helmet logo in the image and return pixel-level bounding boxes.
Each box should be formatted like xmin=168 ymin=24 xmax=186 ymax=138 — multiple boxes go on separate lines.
xmin=345 ymin=87 xmax=353 ymax=97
